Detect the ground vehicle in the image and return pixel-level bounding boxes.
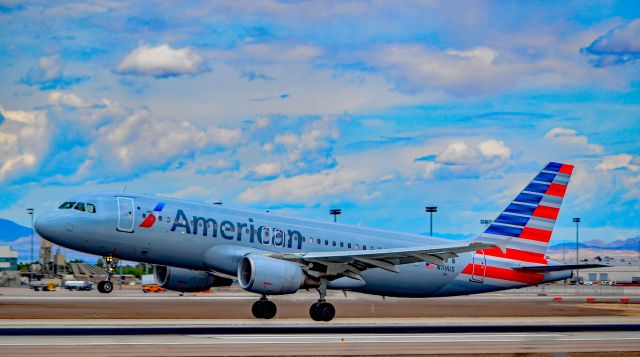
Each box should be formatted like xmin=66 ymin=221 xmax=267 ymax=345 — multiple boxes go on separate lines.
xmin=29 ymin=280 xmax=57 ymax=291
xmin=142 ymin=284 xmax=166 ymax=293
xmin=64 ymin=280 xmax=93 ymax=291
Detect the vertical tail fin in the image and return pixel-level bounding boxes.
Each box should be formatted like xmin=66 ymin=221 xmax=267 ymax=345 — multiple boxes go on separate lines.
xmin=478 ymin=162 xmax=574 ymax=265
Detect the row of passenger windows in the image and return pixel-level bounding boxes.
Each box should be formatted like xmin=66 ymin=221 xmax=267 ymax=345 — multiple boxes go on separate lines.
xmin=59 ymin=201 xmax=96 ymax=213
xmin=142 ymin=212 xmax=382 ymax=251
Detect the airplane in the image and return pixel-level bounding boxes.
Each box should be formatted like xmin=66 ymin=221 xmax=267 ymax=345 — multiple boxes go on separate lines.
xmin=35 ymin=162 xmax=604 ymax=321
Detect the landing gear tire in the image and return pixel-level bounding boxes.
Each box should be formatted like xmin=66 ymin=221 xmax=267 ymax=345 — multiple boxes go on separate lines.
xmin=309 ymin=302 xmax=335 ymax=322
xmin=97 ymin=280 xmax=113 ymax=294
xmin=252 ymin=299 xmax=277 ymax=319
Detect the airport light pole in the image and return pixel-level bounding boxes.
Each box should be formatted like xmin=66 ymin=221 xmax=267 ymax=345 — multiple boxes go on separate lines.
xmin=480 ymin=219 xmax=492 ymax=229
xmin=425 ymin=206 xmax=437 ymax=236
xmin=330 ymin=209 xmax=342 ymax=223
xmin=27 ymin=208 xmax=34 ymax=283
xmin=573 ymin=217 xmax=581 ymax=282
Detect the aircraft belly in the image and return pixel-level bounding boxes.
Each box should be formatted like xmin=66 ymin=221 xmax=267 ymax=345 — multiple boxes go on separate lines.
xmin=354 ymin=262 xmax=456 ymax=298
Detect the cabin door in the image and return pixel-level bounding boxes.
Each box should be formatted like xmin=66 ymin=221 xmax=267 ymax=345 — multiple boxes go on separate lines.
xmin=116 ymin=197 xmax=135 ymax=233
xmin=470 ymin=250 xmax=486 ymax=283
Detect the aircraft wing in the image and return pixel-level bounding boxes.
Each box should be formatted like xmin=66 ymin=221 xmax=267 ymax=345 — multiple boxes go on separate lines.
xmin=269 ymin=242 xmax=495 ymax=280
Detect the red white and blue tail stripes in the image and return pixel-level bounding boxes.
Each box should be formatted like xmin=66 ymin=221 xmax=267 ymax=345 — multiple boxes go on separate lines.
xmin=477 ymin=162 xmax=573 ymax=266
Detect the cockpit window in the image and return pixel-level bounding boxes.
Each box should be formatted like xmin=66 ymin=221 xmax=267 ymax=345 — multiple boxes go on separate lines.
xmin=87 ymin=203 xmax=96 ymax=213
xmin=59 ymin=202 xmax=76 ymax=209
xmin=73 ymin=202 xmax=85 ymax=212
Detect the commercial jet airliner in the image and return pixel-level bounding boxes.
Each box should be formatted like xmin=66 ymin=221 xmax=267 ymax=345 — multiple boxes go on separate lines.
xmin=35 ymin=162 xmax=602 ymax=321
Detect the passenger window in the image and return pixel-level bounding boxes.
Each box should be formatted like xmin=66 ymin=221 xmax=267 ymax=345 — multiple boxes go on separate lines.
xmin=348 ymin=243 xmax=352 ymax=249
xmin=166 ymin=216 xmax=170 ymax=223
xmin=86 ymin=204 xmax=96 ymax=213
xmin=58 ymin=202 xmax=76 ymax=209
xmin=325 ymin=240 xmax=328 ymax=245
xmin=159 ymin=216 xmax=163 ymax=221
xmin=340 ymin=242 xmax=344 ymax=247
xmin=332 ymin=241 xmax=336 ymax=246
xmin=316 ymin=239 xmax=320 ymax=245
xmin=73 ymin=202 xmax=85 ymax=212
xmin=143 ymin=213 xmax=147 ymax=218
xmin=363 ymin=246 xmax=367 ymax=250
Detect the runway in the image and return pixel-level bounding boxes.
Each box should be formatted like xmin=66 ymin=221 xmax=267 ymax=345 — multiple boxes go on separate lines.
xmin=1 ymin=327 xmax=639 ymax=356
xmin=1 ymin=287 xmax=639 ymax=355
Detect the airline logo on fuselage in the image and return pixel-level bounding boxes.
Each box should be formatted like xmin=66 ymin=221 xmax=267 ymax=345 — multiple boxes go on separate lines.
xmin=139 ymin=202 xmax=165 ymax=228
xmin=170 ymin=209 xmax=304 ymax=250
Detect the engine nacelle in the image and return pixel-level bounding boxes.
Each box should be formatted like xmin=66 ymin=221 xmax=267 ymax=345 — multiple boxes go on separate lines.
xmin=154 ymin=265 xmax=232 ymax=292
xmin=237 ymin=255 xmax=305 ymax=295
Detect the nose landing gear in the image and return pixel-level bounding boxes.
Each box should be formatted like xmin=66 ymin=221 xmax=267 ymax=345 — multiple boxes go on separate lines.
xmin=251 ymin=295 xmax=277 ymax=319
xmin=97 ymin=255 xmax=117 ymax=294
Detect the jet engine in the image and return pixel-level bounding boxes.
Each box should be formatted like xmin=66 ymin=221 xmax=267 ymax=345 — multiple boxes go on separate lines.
xmin=238 ymin=255 xmax=310 ymax=295
xmin=154 ymin=265 xmax=232 ymax=292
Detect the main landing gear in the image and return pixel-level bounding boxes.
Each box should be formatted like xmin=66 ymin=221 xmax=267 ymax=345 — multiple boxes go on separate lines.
xmin=97 ymin=255 xmax=117 ymax=294
xmin=309 ymin=279 xmax=335 ymax=322
xmin=252 ymin=295 xmax=277 ymax=319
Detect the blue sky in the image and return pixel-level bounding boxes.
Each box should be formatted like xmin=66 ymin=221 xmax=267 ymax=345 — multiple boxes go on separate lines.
xmin=1 ymin=1 xmax=639 ymax=260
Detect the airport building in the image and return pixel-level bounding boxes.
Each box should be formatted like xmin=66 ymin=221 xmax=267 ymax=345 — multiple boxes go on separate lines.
xmin=581 ymin=262 xmax=640 ymax=284
xmin=0 ymin=246 xmax=18 ymax=271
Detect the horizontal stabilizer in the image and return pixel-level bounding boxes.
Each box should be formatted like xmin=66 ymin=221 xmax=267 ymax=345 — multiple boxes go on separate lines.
xmin=513 ymin=264 xmax=609 ymax=272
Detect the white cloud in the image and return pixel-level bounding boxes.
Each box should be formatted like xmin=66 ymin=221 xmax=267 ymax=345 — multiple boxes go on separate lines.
xmin=436 ymin=139 xmax=511 ymax=165
xmin=583 ymin=19 xmax=640 ymax=66
xmin=48 ymin=92 xmax=128 ymax=124
xmin=48 ymin=91 xmax=85 ymax=108
xmin=239 ymin=167 xmax=363 ymax=203
xmin=544 ymin=127 xmax=603 ymax=154
xmin=478 ymin=139 xmax=511 ymax=160
xmin=596 ymin=154 xmax=640 ymax=172
xmin=250 ymin=162 xmax=282 ymax=179
xmin=0 ymin=107 xmax=49 ymax=183
xmin=162 ymin=185 xmax=216 ymax=199
xmin=370 ymin=45 xmax=524 ymax=95
xmin=20 ymin=54 xmax=84 ymax=90
xmin=437 ymin=141 xmax=480 ymax=165
xmin=216 ymin=42 xmax=322 ymax=65
xmin=422 ymin=161 xmax=442 ymax=179
xmin=116 ymin=44 xmax=208 ymax=78
xmin=87 ymin=110 xmax=242 ymax=172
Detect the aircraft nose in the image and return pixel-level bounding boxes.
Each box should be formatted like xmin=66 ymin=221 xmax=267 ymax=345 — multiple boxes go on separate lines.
xmin=34 ymin=212 xmax=57 ymax=239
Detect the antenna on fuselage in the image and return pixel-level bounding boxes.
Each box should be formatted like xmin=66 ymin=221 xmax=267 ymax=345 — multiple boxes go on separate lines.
xmin=121 ymin=185 xmax=127 ymax=192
